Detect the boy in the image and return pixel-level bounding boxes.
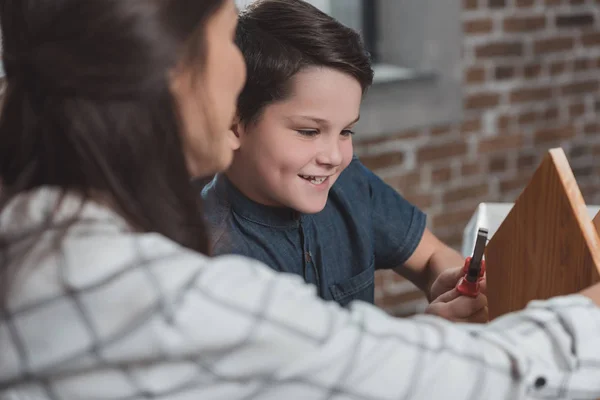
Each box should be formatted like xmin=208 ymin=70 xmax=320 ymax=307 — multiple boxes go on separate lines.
xmin=202 ymin=0 xmax=486 ymax=321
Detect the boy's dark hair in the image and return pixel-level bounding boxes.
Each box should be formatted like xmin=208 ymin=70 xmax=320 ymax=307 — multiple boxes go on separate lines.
xmin=235 ymin=0 xmax=374 ymax=125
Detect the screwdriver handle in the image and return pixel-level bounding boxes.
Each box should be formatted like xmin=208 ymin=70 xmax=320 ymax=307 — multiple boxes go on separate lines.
xmin=456 ymin=257 xmax=486 ymax=297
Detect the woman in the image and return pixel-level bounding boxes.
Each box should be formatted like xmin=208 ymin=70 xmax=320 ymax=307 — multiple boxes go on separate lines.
xmin=0 ymin=0 xmax=599 ymax=399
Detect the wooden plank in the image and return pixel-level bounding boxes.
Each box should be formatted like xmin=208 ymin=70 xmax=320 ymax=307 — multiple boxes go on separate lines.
xmin=593 ymin=210 xmax=600 ymax=235
xmin=485 ymin=148 xmax=600 ymax=320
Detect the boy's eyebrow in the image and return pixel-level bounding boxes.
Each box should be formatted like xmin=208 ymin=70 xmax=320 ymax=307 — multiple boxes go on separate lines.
xmin=289 ymin=115 xmax=361 ymax=126
xmin=349 ymin=115 xmax=360 ymax=125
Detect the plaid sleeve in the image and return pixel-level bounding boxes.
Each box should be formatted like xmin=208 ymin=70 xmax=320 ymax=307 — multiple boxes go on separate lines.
xmin=2 ymin=231 xmax=600 ymax=400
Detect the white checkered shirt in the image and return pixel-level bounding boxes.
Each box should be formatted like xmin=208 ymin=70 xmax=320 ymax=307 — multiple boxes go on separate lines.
xmin=1 ymin=187 xmax=599 ymax=399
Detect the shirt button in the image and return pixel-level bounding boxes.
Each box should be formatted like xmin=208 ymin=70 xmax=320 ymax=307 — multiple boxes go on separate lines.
xmin=304 ymin=251 xmax=312 ymax=263
xmin=534 ymin=377 xmax=547 ymax=389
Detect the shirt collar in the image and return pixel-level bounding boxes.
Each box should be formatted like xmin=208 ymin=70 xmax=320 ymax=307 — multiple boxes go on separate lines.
xmin=210 ymin=173 xmax=301 ymax=229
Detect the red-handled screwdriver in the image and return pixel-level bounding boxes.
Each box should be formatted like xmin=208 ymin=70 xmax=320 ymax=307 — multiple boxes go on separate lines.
xmin=456 ymin=227 xmax=488 ymax=297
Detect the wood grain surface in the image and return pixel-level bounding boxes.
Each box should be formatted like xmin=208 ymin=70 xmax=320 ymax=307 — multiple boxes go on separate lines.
xmin=594 ymin=210 xmax=600 ymax=235
xmin=485 ymin=148 xmax=600 ymax=320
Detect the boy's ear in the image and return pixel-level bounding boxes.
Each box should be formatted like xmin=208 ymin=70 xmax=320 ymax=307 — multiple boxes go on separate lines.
xmin=227 ymin=116 xmax=242 ymax=151
xmin=231 ymin=116 xmax=241 ymax=138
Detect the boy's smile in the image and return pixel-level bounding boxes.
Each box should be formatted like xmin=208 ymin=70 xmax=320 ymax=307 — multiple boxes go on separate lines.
xmin=299 ymin=174 xmax=332 ymax=190
xmin=226 ymin=66 xmax=362 ymax=214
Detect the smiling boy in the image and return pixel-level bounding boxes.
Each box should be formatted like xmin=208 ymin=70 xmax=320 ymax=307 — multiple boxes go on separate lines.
xmin=201 ymin=0 xmax=486 ymax=322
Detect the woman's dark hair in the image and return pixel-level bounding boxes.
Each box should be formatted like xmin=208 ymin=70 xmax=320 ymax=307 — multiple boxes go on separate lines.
xmin=0 ymin=0 xmax=226 ymax=254
xmin=235 ymin=0 xmax=374 ymax=125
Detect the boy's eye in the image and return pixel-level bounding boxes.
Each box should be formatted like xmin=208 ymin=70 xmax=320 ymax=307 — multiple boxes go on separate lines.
xmin=341 ymin=129 xmax=355 ymax=137
xmin=296 ymin=129 xmax=319 ymax=137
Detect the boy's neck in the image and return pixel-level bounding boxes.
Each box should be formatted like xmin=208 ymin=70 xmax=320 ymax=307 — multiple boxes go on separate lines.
xmin=224 ymin=163 xmax=288 ymax=210
xmin=222 ymin=167 xmax=302 ymax=223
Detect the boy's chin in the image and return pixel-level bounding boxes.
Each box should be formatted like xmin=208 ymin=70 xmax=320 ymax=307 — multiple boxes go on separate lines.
xmin=289 ymin=198 xmax=328 ymax=215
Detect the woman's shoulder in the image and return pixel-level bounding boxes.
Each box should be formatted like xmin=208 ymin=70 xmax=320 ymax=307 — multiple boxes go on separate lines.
xmin=0 ymin=195 xmax=322 ymax=393
xmin=0 ymin=187 xmax=273 ymax=312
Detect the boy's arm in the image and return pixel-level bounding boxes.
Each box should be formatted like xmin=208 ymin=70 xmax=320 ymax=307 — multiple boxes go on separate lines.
xmin=394 ymin=228 xmax=465 ymax=301
xmin=354 ymin=156 xmax=483 ymax=321
xmin=354 ymin=157 xmax=464 ymax=300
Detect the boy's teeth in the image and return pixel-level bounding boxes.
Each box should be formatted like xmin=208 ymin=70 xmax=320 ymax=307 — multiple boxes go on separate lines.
xmin=301 ymin=175 xmax=327 ymax=184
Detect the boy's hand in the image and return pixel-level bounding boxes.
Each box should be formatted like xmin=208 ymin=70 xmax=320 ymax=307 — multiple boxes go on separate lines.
xmin=425 ymin=288 xmax=488 ymax=323
xmin=429 ymin=265 xmax=487 ymax=302
xmin=425 ymin=266 xmax=488 ymax=323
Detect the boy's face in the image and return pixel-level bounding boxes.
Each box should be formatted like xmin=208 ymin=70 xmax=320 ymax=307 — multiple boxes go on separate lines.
xmin=230 ymin=66 xmax=362 ymax=214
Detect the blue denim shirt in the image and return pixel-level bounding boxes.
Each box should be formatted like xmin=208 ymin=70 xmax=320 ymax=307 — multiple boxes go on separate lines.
xmin=201 ymin=156 xmax=427 ymax=306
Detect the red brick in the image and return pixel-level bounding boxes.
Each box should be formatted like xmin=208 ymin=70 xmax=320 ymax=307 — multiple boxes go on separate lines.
xmin=465 ymin=66 xmax=486 ymax=84
xmin=417 ymin=141 xmax=468 ymax=163
xmin=463 ymin=0 xmax=478 ymax=9
xmin=495 ymin=65 xmax=515 ymax=80
xmin=475 ymin=41 xmax=524 ymax=58
xmin=489 ymin=155 xmax=508 ymax=172
xmin=383 ymin=172 xmax=421 ymax=189
xmin=549 ymin=61 xmax=566 ymax=75
xmin=570 ymin=144 xmax=589 ymax=159
xmin=503 ymin=15 xmax=546 ymax=32
xmin=430 ymin=125 xmax=452 ymax=137
xmin=357 ymin=130 xmax=423 ymax=147
xmin=584 ymin=122 xmax=599 ymax=135
xmin=569 ymin=102 xmax=586 ymax=118
xmin=478 ymin=135 xmax=523 ymax=154
xmin=429 ymin=126 xmax=453 ymax=137
xmin=391 ymin=130 xmax=421 ymax=140
xmin=462 ymin=161 xmax=484 ymax=177
xmin=509 ymin=86 xmax=553 ymax=103
xmin=443 ymin=183 xmax=489 ymax=204
xmin=582 ymin=32 xmax=600 ymax=47
xmin=465 ymin=92 xmax=501 ymax=109
xmin=561 ymin=79 xmax=599 ymax=96
xmin=431 ymin=165 xmax=452 ymax=184
xmin=555 ymin=13 xmax=594 ymax=28
xmin=403 ymin=192 xmax=434 ymax=209
xmin=534 ymin=37 xmax=574 ymax=54
xmin=517 ymin=153 xmax=537 ymax=169
xmin=544 ymin=106 xmax=559 ymax=120
xmin=460 ymin=118 xmax=482 ymax=134
xmin=464 ymin=18 xmax=494 ymax=34
xmin=518 ymin=110 xmax=538 ymax=125
xmin=500 ymin=176 xmax=530 ymax=193
xmin=360 ymin=152 xmax=404 ymax=171
xmin=533 ymin=126 xmax=576 ymax=145
xmin=524 ymin=63 xmax=542 ymax=78
xmin=573 ymin=165 xmax=594 ymax=179
xmin=580 ymin=182 xmax=599 ymax=201
xmin=497 ymin=114 xmax=512 ymax=130
xmin=573 ymin=58 xmax=590 ymax=71
xmin=432 ymin=208 xmax=476 ymax=229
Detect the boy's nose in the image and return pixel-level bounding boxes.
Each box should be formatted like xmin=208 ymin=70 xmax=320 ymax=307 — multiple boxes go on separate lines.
xmin=316 ymin=138 xmax=343 ymax=167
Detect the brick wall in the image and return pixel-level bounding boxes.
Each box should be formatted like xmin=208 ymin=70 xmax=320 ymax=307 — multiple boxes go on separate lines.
xmin=356 ymin=0 xmax=600 ymax=316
